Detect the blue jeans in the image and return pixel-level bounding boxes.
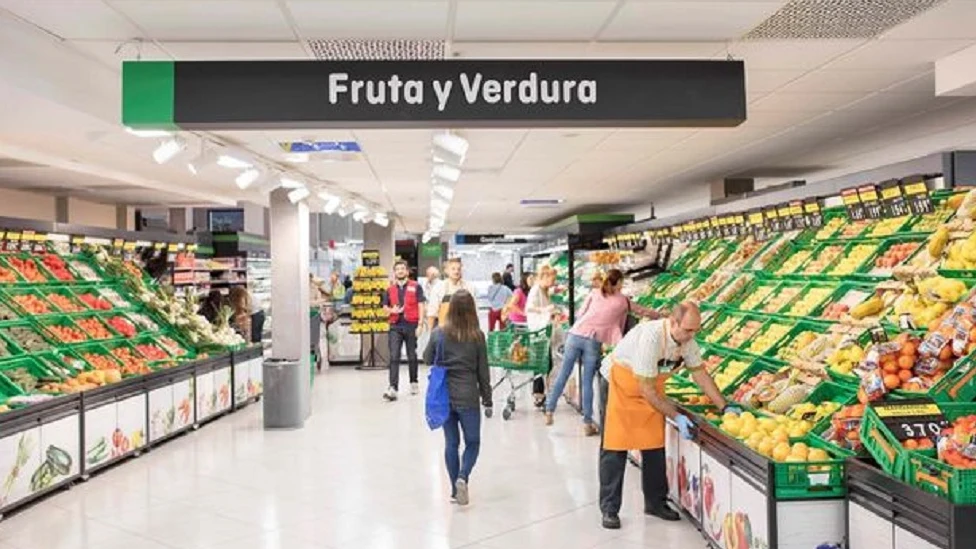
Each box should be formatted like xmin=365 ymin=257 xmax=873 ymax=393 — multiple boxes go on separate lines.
xmin=545 ymin=333 xmax=602 ymax=423
xmin=443 ymin=407 xmax=481 ymax=495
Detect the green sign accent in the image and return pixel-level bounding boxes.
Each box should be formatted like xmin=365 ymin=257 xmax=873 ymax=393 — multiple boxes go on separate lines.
xmin=420 ymin=242 xmax=442 ymax=258
xmin=122 ymin=61 xmax=177 ymax=129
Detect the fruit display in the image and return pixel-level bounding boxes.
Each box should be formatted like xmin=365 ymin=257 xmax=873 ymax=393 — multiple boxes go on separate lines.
xmin=750 ymin=236 xmax=790 ymax=270
xmin=711 ymin=273 xmax=752 ymax=304
xmin=724 ymin=319 xmax=763 ymax=349
xmin=829 ymin=243 xmax=879 ymax=276
xmin=936 ymin=415 xmax=976 ymax=469
xmin=0 ymin=301 xmax=18 ymax=321
xmin=126 ymin=312 xmax=160 ymax=332
xmin=47 ymin=324 xmax=88 ymax=344
xmin=739 ymin=284 xmax=775 ymax=310
xmin=704 ymin=316 xmax=743 ymax=344
xmin=787 ymin=287 xmax=834 ymax=317
xmin=110 ymin=347 xmax=152 ymax=375
xmin=689 ymin=270 xmax=731 ymax=302
xmin=825 ymin=343 xmax=864 ymax=377
xmin=97 ymin=288 xmax=130 ymax=309
xmin=802 ymin=245 xmax=843 ymax=274
xmin=81 ymin=352 xmax=121 ymax=371
xmin=866 ymin=216 xmax=908 ymax=238
xmin=714 ymin=360 xmax=749 ymax=390
xmin=106 ymin=316 xmax=137 ymax=338
xmin=75 ymin=317 xmax=113 ymax=339
xmin=77 ymin=292 xmax=112 ymax=310
xmin=839 ymin=220 xmax=870 ymax=239
xmin=719 ymin=411 xmax=827 ymax=461
xmin=0 ymin=337 xmax=13 ymax=358
xmin=5 ymin=256 xmax=47 ymax=282
xmin=44 ymin=292 xmax=85 ymax=313
xmin=815 ymin=217 xmax=845 ymax=240
xmin=775 ymin=330 xmax=821 ymax=362
xmin=68 ymin=260 xmax=101 ymax=281
xmin=135 ymin=343 xmax=169 ymax=361
xmin=0 ymin=265 xmax=19 ymax=283
xmin=11 ymin=294 xmax=51 ymax=315
xmin=763 ymin=285 xmax=803 ymax=313
xmin=892 ymin=276 xmax=968 ymax=329
xmin=3 ymin=326 xmax=52 ymax=352
xmin=158 ymin=335 xmax=189 ymax=357
xmin=39 ymin=254 xmax=74 ymax=281
xmin=869 ymin=242 xmax=920 ymax=275
xmin=820 ymin=404 xmax=866 ymax=452
xmin=744 ymin=323 xmax=790 ymax=355
xmin=775 ymin=249 xmax=812 ymax=275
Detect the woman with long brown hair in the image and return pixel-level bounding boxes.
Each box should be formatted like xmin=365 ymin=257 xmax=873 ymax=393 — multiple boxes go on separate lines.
xmin=544 ymin=269 xmax=658 ymax=435
xmin=227 ymin=287 xmax=252 ymax=339
xmin=423 ymin=290 xmax=492 ymax=505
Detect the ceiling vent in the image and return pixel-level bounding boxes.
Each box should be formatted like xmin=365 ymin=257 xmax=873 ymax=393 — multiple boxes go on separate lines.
xmin=307 ymin=39 xmax=445 ymax=60
xmin=743 ymin=0 xmax=946 ymax=40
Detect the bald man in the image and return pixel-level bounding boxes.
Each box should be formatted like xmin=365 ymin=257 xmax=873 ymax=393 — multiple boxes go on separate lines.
xmin=597 ymin=302 xmax=736 ymax=530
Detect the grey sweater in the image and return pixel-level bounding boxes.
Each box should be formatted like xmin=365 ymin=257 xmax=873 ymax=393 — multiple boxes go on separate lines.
xmin=423 ymin=328 xmax=492 ymax=409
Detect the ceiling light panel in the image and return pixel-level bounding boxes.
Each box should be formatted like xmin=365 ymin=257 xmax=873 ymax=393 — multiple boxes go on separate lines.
xmin=744 ymin=0 xmax=947 ymax=40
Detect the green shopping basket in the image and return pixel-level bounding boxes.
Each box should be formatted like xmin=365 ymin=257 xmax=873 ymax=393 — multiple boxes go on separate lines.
xmin=487 ymin=325 xmax=551 ymax=373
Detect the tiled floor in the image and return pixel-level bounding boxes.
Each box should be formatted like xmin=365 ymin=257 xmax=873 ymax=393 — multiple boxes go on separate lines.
xmin=0 ymin=367 xmax=705 ymax=549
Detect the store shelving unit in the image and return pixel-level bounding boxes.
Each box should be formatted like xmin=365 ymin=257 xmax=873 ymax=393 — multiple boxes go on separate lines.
xmin=210 ymin=231 xmax=272 ymax=344
xmin=0 ymin=217 xmax=260 ymax=518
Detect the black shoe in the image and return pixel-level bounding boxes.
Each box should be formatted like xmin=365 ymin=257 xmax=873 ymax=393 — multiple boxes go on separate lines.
xmin=601 ymin=513 xmax=621 ymax=530
xmin=646 ymin=505 xmax=681 ymax=521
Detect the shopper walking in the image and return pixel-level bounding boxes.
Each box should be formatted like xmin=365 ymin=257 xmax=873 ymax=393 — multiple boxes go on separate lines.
xmin=486 ymin=272 xmax=512 ymax=332
xmin=381 ymin=260 xmax=426 ymax=401
xmin=502 ymin=263 xmax=516 ymax=290
xmin=597 ymin=302 xmax=735 ymax=530
xmin=527 ymin=265 xmax=557 ymax=407
xmin=543 ymin=269 xmax=658 ymax=435
xmin=426 ymin=258 xmax=476 ymax=330
xmin=504 ymin=273 xmax=533 ymax=326
xmin=423 ymin=290 xmax=492 ymax=506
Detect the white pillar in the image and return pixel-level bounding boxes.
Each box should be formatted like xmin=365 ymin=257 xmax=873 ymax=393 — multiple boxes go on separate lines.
xmin=269 ymin=188 xmax=312 ymax=418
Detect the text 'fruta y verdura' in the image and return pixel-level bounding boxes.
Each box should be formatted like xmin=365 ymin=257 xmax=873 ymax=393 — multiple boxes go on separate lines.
xmin=327 ymin=72 xmax=598 ymax=111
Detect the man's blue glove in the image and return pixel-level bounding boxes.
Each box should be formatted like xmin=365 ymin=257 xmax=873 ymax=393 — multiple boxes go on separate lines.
xmin=674 ymin=414 xmax=696 ymax=440
xmin=722 ymin=404 xmax=744 ymax=416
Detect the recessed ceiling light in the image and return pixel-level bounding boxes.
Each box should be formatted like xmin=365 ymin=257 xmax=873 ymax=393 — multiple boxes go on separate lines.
xmin=152 ymin=137 xmax=186 ymax=164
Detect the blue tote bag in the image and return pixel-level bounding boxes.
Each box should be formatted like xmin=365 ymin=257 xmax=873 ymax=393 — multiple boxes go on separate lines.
xmin=425 ymin=333 xmax=451 ymax=430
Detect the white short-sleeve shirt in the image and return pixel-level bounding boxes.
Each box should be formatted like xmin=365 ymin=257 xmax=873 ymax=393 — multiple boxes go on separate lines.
xmin=600 ymin=319 xmax=702 ymax=379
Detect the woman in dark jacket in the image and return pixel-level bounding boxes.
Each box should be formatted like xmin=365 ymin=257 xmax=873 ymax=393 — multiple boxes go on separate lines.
xmin=424 ymin=290 xmax=492 ymax=506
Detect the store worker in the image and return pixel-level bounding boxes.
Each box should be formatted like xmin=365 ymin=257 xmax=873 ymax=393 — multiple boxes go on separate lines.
xmin=598 ymin=301 xmax=737 ymax=530
xmin=486 ymin=272 xmax=513 ymax=332
xmin=427 ymin=258 xmax=476 ymax=330
xmin=381 ymin=260 xmax=426 ymax=401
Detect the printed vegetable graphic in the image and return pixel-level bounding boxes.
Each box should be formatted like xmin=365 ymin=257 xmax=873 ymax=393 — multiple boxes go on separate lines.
xmin=86 ymin=437 xmax=108 ymax=465
xmin=2 ymin=433 xmax=36 ymax=505
xmin=29 ymin=445 xmax=73 ymax=492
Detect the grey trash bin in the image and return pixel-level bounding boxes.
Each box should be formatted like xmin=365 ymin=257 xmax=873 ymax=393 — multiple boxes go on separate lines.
xmin=263 ymin=358 xmax=306 ymax=429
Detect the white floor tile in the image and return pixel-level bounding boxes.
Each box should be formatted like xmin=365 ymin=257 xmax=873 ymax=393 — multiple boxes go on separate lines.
xmin=0 ymin=367 xmax=701 ymax=549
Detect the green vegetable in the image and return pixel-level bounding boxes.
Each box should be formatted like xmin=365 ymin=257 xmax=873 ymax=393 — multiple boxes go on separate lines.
xmin=0 ymin=302 xmax=17 ymax=322
xmin=46 ymin=445 xmax=72 ymax=476
xmin=2 ymin=327 xmax=51 ymax=352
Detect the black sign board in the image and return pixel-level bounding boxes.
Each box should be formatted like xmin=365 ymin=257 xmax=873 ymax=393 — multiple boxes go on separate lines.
xmin=879 ymin=179 xmax=910 ymax=218
xmin=869 ymin=398 xmax=949 ymax=442
xmin=803 ymin=198 xmax=824 ymax=228
xmin=361 ymin=249 xmax=381 ymax=268
xmin=123 ymin=60 xmax=747 ymax=130
xmin=841 ymin=188 xmax=865 ymax=221
xmin=901 ymin=176 xmax=934 ymax=215
xmin=454 ymin=234 xmax=530 ymax=245
xmin=777 ymin=203 xmax=795 ymax=231
xmin=858 ymin=184 xmax=883 ymax=220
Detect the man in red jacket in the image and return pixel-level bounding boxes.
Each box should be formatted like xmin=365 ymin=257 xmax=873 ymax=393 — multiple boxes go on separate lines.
xmin=381 ymin=260 xmax=426 ymax=401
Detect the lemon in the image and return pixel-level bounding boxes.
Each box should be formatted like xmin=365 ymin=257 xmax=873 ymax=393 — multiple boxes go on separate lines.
xmin=723 ymin=419 xmax=742 ymax=437
xmin=757 ymin=439 xmax=775 ymax=457
xmin=784 ymin=455 xmax=806 ymax=463
xmin=772 ymin=443 xmax=792 ymax=462
xmin=740 ymin=411 xmax=756 ymax=423
xmin=808 ymin=448 xmax=829 ymax=462
xmin=739 ymin=423 xmax=757 ymax=439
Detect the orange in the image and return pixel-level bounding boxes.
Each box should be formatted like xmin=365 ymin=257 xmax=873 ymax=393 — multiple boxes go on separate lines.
xmin=918 ymin=438 xmax=934 ymax=450
xmin=903 ymin=439 xmax=919 ymax=450
xmin=898 ymin=369 xmax=913 ymax=383
xmin=883 ymin=362 xmax=899 ymax=375
xmin=846 ymin=431 xmax=860 ymax=442
xmin=884 ymin=374 xmax=901 ymax=390
xmin=901 ymin=342 xmax=916 ymax=357
xmin=940 ymin=345 xmax=955 ymax=362
xmin=898 ymin=355 xmax=915 ymax=370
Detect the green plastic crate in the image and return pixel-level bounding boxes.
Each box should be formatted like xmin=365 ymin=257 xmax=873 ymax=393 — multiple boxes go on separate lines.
xmin=38 ymin=286 xmax=88 ymax=314
xmin=72 ymin=313 xmax=119 ymax=341
xmin=0 ymin=321 xmax=56 ymax=354
xmin=733 ymin=280 xmax=782 ymax=312
xmin=768 ymin=319 xmax=833 ymax=363
xmin=781 ymin=281 xmax=839 ymax=319
xmin=903 ymin=403 xmax=976 ymax=504
xmin=72 ymin=342 xmax=123 ymax=371
xmin=773 ymin=436 xmax=848 ymax=500
xmin=34 ymin=350 xmax=88 ymax=377
xmin=0 ymin=254 xmax=51 ymax=284
xmin=825 ymin=240 xmax=883 ymax=278
xmin=36 ymin=314 xmax=91 ymax=346
xmin=860 ymin=403 xmax=914 ymax=478
xmin=855 ymin=236 xmax=926 ymax=281
xmin=1 ymin=287 xmax=57 ymax=316
xmin=0 ymin=355 xmax=61 ymax=394
xmin=925 ymin=355 xmax=976 ymax=403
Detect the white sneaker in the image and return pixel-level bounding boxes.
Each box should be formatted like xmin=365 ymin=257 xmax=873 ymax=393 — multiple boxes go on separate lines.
xmin=382 ymin=387 xmax=398 ymax=401
xmin=455 ymin=479 xmax=469 ymax=506
xmin=410 ymin=382 xmax=419 ymax=395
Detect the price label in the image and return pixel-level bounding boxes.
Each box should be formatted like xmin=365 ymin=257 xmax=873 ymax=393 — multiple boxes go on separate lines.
xmin=777 ymin=204 xmax=795 ymax=231
xmin=803 ymin=198 xmax=824 ymax=228
xmin=763 ymin=207 xmax=780 ymax=232
xmin=870 ymin=398 xmax=949 ymax=442
xmin=902 ymin=177 xmax=934 ymax=215
xmin=70 ymin=235 xmax=85 ymax=254
xmin=858 ymin=184 xmax=883 ymax=219
xmin=878 ymin=179 xmax=910 ymax=218
xmin=842 ymin=188 xmax=865 ymax=221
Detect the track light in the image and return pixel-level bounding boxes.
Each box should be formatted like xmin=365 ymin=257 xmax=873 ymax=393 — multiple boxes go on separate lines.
xmin=287 ymin=186 xmax=310 ymax=204
xmin=337 ymin=203 xmax=351 ymax=217
xmin=433 ymin=132 xmax=468 ymax=163
xmin=317 ymin=192 xmax=342 ymax=214
xmin=432 ymin=182 xmax=454 ymax=201
xmin=432 ymin=163 xmax=461 ymax=183
xmin=352 ymin=204 xmax=371 ymax=222
xmin=235 ymin=169 xmax=260 ymax=190
xmin=126 ymin=127 xmax=172 ymax=138
xmin=431 ymin=197 xmax=450 ymax=213
xmin=373 ymin=213 xmax=389 ymax=227
xmin=153 ymin=137 xmax=186 ymax=164
xmin=217 ymin=152 xmax=253 ymax=169
xmin=279 ymin=176 xmax=304 ymax=189
xmin=187 ymin=147 xmax=217 ymax=175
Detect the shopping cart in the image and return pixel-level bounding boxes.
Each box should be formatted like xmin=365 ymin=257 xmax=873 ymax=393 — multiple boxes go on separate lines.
xmin=486 ymin=325 xmax=552 ymax=420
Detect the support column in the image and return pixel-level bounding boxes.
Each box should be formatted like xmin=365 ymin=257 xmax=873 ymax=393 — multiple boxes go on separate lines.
xmin=55 ymin=196 xmax=68 ymax=223
xmin=361 ymin=221 xmax=394 ymax=369
xmin=269 ymin=188 xmax=312 ymax=419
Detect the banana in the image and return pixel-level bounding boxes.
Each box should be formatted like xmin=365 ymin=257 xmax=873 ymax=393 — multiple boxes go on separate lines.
xmin=851 ymin=295 xmax=884 ymax=319
xmin=928 ymin=227 xmax=950 ymax=259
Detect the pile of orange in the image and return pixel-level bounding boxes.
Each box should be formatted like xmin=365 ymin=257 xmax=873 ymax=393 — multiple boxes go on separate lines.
xmin=880 ymin=335 xmax=920 ymax=391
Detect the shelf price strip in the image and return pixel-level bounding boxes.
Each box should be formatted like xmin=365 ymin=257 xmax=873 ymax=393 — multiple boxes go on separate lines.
xmin=858 ymin=184 xmax=883 ymax=220
xmin=902 ymin=176 xmax=934 ymax=215
xmin=842 ymin=187 xmax=866 ymax=221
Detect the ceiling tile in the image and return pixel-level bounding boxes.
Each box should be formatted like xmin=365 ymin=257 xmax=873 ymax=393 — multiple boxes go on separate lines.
xmin=726 ymin=39 xmax=865 ymax=70
xmin=0 ymin=0 xmax=140 ymax=40
xmin=112 ymin=0 xmax=294 ymax=41
xmin=454 ymin=1 xmax=615 ymax=41
xmin=827 ymin=39 xmax=975 ymax=70
xmin=600 ymin=2 xmax=784 ymax=41
xmin=160 ymin=42 xmax=310 ymax=60
xmin=882 ymin=1 xmax=976 ymax=40
xmin=746 ymin=69 xmax=805 ymax=92
xmin=289 ymin=1 xmax=449 ymax=39
xmin=750 ymin=91 xmax=865 ymax=112
xmin=68 ymin=40 xmax=171 ymax=71
xmin=780 ymin=68 xmax=924 ymax=93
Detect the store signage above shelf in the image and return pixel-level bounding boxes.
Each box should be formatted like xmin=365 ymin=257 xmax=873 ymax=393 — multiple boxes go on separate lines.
xmin=122 ymin=60 xmax=746 ymax=130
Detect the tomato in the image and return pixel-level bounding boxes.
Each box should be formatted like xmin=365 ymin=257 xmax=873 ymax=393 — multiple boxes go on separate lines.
xmin=76 ymin=318 xmax=112 ymax=339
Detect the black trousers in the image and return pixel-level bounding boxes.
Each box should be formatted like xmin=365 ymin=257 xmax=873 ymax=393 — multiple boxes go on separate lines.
xmin=388 ymin=323 xmax=418 ymax=390
xmin=250 ymin=310 xmax=266 ymax=344
xmin=597 ymin=376 xmax=669 ymax=515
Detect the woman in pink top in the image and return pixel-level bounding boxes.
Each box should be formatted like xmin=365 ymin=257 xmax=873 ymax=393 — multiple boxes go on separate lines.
xmin=504 ymin=273 xmax=533 ymax=325
xmin=544 ymin=269 xmax=657 ymax=435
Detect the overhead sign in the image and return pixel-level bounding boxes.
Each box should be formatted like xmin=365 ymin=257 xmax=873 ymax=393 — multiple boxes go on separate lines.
xmin=454 ymin=234 xmax=531 ymax=245
xmin=123 ymin=60 xmax=746 ymax=130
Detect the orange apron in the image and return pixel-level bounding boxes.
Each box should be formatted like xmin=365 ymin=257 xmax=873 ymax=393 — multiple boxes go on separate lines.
xmin=602 ymin=323 xmax=682 ymax=451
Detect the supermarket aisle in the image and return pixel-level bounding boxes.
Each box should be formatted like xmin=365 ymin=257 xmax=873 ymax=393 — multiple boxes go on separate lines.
xmin=0 ymin=367 xmax=702 ymax=549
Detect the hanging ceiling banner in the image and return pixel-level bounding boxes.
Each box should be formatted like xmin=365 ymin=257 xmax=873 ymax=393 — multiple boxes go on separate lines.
xmin=122 ymin=60 xmax=746 ymax=130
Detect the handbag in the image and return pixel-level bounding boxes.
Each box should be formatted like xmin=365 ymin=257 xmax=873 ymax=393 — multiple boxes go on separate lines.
xmin=425 ymin=333 xmax=451 ymax=430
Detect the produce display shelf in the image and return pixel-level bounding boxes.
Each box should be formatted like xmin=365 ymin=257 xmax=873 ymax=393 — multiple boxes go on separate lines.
xmin=901 ymin=403 xmax=976 ymax=505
